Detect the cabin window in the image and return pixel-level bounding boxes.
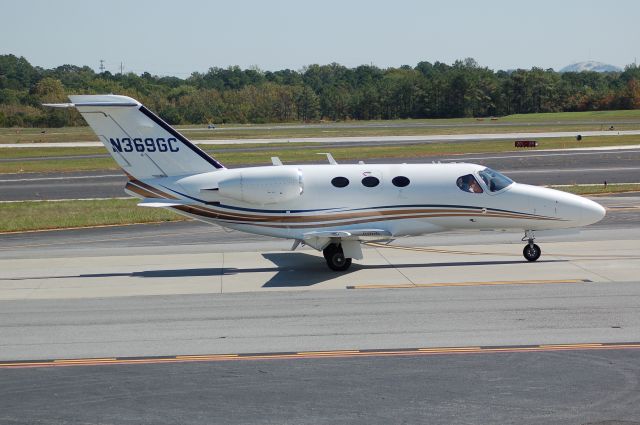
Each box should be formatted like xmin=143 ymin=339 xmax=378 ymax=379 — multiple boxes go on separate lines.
xmin=362 ymin=176 xmax=380 ymax=187
xmin=392 ymin=176 xmax=410 ymax=187
xmin=456 ymin=174 xmax=483 ymax=193
xmin=478 ymin=168 xmax=513 ymax=192
xmin=331 ymin=177 xmax=350 ymax=188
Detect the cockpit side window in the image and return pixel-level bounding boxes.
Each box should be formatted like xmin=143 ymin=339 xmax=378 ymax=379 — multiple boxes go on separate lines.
xmin=456 ymin=174 xmax=483 ymax=193
xmin=478 ymin=168 xmax=514 ymax=192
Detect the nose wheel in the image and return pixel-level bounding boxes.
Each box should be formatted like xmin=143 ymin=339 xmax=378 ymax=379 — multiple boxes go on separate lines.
xmin=522 ymin=230 xmax=541 ymax=262
xmin=323 ymin=243 xmax=352 ymax=271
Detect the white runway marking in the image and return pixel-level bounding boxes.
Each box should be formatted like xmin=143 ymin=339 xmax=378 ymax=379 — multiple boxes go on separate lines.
xmin=2 ymin=130 xmax=640 ymax=148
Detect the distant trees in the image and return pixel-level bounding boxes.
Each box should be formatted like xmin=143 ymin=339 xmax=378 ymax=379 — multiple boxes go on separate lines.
xmin=1 ymin=54 xmax=640 ymax=127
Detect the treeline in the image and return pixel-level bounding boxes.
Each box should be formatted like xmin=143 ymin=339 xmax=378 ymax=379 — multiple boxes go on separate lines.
xmin=1 ymin=55 xmax=640 ymax=127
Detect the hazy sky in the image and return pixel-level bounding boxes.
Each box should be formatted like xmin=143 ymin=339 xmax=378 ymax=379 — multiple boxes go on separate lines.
xmin=2 ymin=0 xmax=638 ymax=76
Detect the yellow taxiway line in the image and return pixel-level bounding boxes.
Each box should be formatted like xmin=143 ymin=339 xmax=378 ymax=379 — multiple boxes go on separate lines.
xmin=1 ymin=342 xmax=639 ymax=369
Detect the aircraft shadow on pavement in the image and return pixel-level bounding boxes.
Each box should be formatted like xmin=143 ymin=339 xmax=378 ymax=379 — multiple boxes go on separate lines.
xmin=17 ymin=254 xmax=565 ymax=287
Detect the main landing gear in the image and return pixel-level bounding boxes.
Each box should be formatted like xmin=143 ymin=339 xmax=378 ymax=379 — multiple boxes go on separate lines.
xmin=522 ymin=230 xmax=541 ymax=262
xmin=323 ymin=243 xmax=352 ymax=271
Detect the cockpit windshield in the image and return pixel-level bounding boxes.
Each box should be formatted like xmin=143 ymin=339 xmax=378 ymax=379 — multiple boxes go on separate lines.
xmin=478 ymin=168 xmax=514 ymax=192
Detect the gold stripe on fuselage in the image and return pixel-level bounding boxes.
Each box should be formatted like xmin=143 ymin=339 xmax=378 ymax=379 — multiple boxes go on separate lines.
xmin=125 ymin=180 xmax=563 ymax=230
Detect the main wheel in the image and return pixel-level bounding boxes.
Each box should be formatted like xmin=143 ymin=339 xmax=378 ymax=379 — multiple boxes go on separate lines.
xmin=323 ymin=243 xmax=352 ymax=271
xmin=523 ymin=243 xmax=541 ymax=262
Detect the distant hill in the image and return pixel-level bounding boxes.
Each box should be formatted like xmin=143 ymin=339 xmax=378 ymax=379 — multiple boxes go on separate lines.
xmin=560 ymin=61 xmax=622 ymax=73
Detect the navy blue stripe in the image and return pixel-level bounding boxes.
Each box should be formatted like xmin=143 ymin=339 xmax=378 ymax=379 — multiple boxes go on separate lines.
xmin=157 ymin=185 xmax=549 ymax=218
xmin=347 ymin=204 xmax=540 ymax=217
xmin=138 ymin=105 xmax=224 ymax=169
xmin=160 ymin=185 xmax=338 ymax=213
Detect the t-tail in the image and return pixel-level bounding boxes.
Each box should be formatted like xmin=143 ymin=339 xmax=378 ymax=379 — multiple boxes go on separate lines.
xmin=45 ymin=95 xmax=224 ymax=179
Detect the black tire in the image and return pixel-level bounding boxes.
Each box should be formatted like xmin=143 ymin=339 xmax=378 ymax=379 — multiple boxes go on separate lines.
xmin=323 ymin=244 xmax=335 ymax=261
xmin=323 ymin=243 xmax=352 ymax=271
xmin=523 ymin=243 xmax=541 ymax=262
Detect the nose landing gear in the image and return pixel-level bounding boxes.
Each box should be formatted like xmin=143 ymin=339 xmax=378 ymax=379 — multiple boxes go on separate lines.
xmin=522 ymin=230 xmax=541 ymax=262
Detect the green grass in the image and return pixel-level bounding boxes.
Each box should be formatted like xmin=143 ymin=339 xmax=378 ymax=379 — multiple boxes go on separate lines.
xmin=549 ymin=183 xmax=640 ymax=195
xmin=0 ymin=157 xmax=120 ymax=174
xmin=1 ymin=134 xmax=639 ymax=174
xmin=2 ymin=109 xmax=640 ymax=144
xmin=0 ymin=127 xmax=97 ymax=144
xmin=499 ymin=109 xmax=640 ymax=122
xmin=0 ymin=146 xmax=107 ymax=159
xmin=0 ymin=199 xmax=186 ymax=232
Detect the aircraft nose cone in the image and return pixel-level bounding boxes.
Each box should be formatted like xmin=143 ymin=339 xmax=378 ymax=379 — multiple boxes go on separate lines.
xmin=582 ymin=198 xmax=606 ymax=225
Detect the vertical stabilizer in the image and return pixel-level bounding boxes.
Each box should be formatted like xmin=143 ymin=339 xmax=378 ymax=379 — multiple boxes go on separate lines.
xmin=51 ymin=95 xmax=224 ymax=179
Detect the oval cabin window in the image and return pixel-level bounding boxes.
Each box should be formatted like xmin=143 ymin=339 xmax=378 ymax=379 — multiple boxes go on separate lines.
xmin=362 ymin=176 xmax=380 ymax=187
xmin=392 ymin=176 xmax=410 ymax=187
xmin=331 ymin=177 xmax=350 ymax=188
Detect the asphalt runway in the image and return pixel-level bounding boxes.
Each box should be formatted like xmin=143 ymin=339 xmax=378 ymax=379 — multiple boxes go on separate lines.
xmin=1 ymin=346 xmax=639 ymax=425
xmin=2 ymin=147 xmax=639 ymax=201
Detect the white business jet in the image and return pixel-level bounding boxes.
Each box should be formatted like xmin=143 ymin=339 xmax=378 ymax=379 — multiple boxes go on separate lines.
xmin=46 ymin=95 xmax=606 ymax=271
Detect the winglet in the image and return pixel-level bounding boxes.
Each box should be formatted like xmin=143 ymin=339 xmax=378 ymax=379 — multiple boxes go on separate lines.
xmin=317 ymin=153 xmax=338 ymax=165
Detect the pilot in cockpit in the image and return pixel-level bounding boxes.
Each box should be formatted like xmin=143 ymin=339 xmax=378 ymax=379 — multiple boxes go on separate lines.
xmin=457 ymin=174 xmax=483 ymax=193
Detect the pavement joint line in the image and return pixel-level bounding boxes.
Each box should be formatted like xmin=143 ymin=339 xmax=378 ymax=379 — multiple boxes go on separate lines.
xmin=347 ymin=279 xmax=590 ymax=289
xmin=366 ymin=242 xmax=505 ymax=256
xmin=371 ymin=244 xmax=415 ymax=286
xmin=2 ymin=342 xmax=640 ymax=369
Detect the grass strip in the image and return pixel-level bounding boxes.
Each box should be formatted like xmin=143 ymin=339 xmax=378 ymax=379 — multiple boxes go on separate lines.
xmin=2 ymin=109 xmax=640 ymax=144
xmin=0 ymin=198 xmax=186 ymax=232
xmin=548 ymin=183 xmax=640 ymax=195
xmin=2 ymin=135 xmax=639 ymax=174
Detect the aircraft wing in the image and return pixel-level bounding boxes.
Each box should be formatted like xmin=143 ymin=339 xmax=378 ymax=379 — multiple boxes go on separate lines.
xmin=303 ymin=229 xmax=392 ymax=240
xmin=301 ymin=229 xmax=392 ymax=259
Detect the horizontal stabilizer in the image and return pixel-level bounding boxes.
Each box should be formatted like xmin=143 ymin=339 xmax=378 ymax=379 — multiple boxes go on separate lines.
xmin=137 ymin=198 xmax=193 ymax=208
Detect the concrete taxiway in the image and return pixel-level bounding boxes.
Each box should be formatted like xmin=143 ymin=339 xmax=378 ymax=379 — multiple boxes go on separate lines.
xmin=0 ymin=196 xmax=639 ymax=357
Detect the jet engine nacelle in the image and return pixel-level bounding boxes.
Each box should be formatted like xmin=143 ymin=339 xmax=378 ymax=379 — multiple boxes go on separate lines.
xmin=217 ymin=167 xmax=304 ymax=205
